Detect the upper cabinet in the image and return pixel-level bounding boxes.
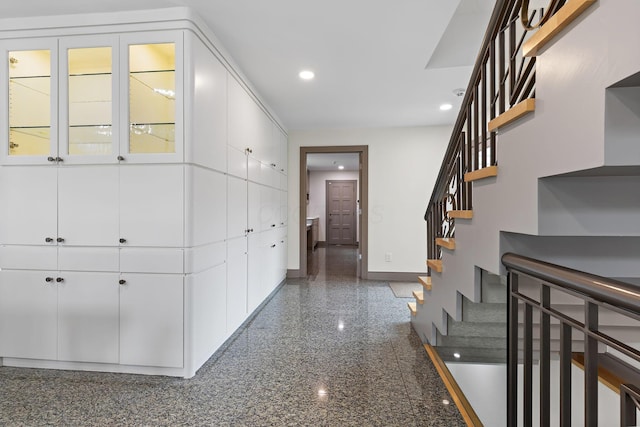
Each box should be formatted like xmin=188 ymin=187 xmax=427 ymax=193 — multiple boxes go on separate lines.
xmin=1 ymin=38 xmax=58 ymax=165
xmin=121 ymin=31 xmax=183 ymax=164
xmin=0 ymin=31 xmax=183 ymax=165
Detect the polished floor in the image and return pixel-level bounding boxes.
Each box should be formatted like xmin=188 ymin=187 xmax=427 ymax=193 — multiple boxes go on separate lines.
xmin=0 ymin=246 xmax=464 ymax=426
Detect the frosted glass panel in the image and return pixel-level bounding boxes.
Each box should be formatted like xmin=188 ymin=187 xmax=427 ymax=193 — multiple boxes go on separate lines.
xmin=68 ymin=47 xmax=112 ymax=155
xmin=8 ymin=50 xmax=51 ymax=156
xmin=129 ymin=43 xmax=175 ymax=154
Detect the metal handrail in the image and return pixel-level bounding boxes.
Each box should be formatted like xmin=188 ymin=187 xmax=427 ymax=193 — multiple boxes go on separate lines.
xmin=503 ymin=252 xmax=640 ymax=426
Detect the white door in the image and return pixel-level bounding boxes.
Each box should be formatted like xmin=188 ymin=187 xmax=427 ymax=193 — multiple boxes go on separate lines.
xmin=119 ymin=273 xmax=183 ymax=368
xmin=0 ymin=270 xmax=58 ymax=360
xmin=0 ymin=166 xmax=57 ymax=245
xmin=57 ymin=271 xmax=119 ymax=363
xmin=58 ymin=166 xmax=119 ymax=246
xmin=227 ymin=176 xmax=248 ymax=240
xmin=120 ymin=164 xmax=184 ymax=247
xmin=227 ymin=237 xmax=248 ymax=333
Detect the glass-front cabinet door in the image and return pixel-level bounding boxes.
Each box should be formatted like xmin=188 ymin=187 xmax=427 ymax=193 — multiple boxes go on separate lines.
xmin=59 ymin=35 xmax=119 ymax=164
xmin=120 ymin=31 xmax=183 ymax=163
xmin=0 ymin=39 xmax=58 ymax=165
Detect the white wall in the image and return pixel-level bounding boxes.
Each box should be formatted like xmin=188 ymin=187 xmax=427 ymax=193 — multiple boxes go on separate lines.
xmin=308 ymin=170 xmax=359 ymax=242
xmin=287 ymin=125 xmax=451 ymax=274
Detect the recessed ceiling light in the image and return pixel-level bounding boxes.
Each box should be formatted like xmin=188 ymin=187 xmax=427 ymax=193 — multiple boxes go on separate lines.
xmin=338 ymin=165 xmax=344 ymax=170
xmin=299 ymin=70 xmax=315 ymax=80
xmin=440 ymin=103 xmax=453 ymax=111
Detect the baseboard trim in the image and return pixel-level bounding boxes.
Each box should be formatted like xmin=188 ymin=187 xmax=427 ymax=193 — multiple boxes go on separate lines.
xmin=287 ymin=269 xmax=303 ymax=278
xmin=367 ymin=271 xmax=426 ymax=281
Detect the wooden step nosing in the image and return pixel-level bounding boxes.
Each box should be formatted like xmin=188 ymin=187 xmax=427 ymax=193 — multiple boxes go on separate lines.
xmin=408 ymin=302 xmax=417 ymax=316
xmin=418 ymin=276 xmax=432 ymax=291
xmin=523 ymin=0 xmax=597 ymax=57
xmin=447 ymin=210 xmax=473 ymax=219
xmin=426 ymin=259 xmax=443 ymax=273
xmin=464 ymin=165 xmax=498 ymax=182
xmin=436 ymin=238 xmax=456 ymax=250
xmin=412 ymin=290 xmax=424 ymax=304
xmin=487 ymin=98 xmax=535 ymax=132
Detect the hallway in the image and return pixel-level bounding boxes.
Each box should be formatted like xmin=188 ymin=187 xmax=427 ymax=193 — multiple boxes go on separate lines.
xmin=0 ymin=246 xmax=464 ymax=426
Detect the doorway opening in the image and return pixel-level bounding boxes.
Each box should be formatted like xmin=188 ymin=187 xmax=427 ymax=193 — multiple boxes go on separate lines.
xmin=299 ymin=146 xmax=368 ymax=279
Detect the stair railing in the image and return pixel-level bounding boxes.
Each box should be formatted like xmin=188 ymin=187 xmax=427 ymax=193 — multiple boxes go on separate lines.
xmin=424 ymin=0 xmax=564 ymax=270
xmin=503 ymin=253 xmax=640 ymax=427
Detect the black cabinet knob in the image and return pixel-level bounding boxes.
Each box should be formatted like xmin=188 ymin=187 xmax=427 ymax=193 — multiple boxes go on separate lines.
xmin=117 ymin=155 xmax=125 ymax=161
xmin=56 ymin=237 xmax=64 ymax=243
xmin=47 ymin=156 xmax=56 ymax=162
xmin=271 ymin=163 xmax=276 ymax=168
xmin=45 ymin=277 xmax=54 ymax=283
xmin=250 ymin=228 xmax=254 ymax=232
xmin=271 ymin=244 xmax=276 ymax=248
xmin=119 ymin=238 xmax=126 ymax=244
xmin=56 ymin=277 xmax=64 ymax=283
xmin=271 ymin=224 xmax=276 ymax=228
xmin=45 ymin=237 xmax=54 ymax=243
xmin=55 ymin=157 xmax=63 ymax=162
xmin=119 ymin=279 xmax=126 ymax=285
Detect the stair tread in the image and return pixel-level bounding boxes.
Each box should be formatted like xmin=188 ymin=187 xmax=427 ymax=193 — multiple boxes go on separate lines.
xmin=408 ymin=302 xmax=417 ymax=316
xmin=436 ymin=238 xmax=456 ymax=250
xmin=447 ymin=210 xmax=473 ymax=219
xmin=464 ymin=165 xmax=498 ymax=183
xmin=418 ymin=276 xmax=432 ymax=291
xmin=427 ymin=259 xmax=442 ymax=273
xmin=412 ymin=290 xmax=424 ymax=304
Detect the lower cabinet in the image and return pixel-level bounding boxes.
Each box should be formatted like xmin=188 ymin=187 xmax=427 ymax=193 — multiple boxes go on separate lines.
xmin=119 ymin=273 xmax=183 ymax=368
xmin=227 ymin=237 xmax=248 ymax=334
xmin=0 ymin=269 xmax=183 ymax=369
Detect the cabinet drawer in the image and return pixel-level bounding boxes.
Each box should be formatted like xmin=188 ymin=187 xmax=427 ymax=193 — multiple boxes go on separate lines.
xmin=120 ymin=248 xmax=184 ymax=274
xmin=58 ymin=247 xmax=119 ymax=272
xmin=0 ymin=246 xmax=57 ymax=270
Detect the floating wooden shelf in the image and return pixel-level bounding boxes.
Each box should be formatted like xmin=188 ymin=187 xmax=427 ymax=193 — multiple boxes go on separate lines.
xmin=412 ymin=290 xmax=424 ymax=304
xmin=447 ymin=210 xmax=473 ymax=219
xmin=427 ymin=259 xmax=443 ymax=273
xmin=436 ymin=238 xmax=456 ymax=250
xmin=523 ymin=0 xmax=597 ymax=57
xmin=418 ymin=276 xmax=432 ymax=291
xmin=464 ymin=165 xmax=498 ymax=182
xmin=488 ymin=98 xmax=535 ymax=132
xmin=408 ymin=302 xmax=417 ymax=316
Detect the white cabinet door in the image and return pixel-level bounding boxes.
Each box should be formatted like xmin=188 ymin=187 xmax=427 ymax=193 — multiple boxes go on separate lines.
xmin=227 ymin=146 xmax=247 ymax=180
xmin=227 ymin=176 xmax=248 ymax=240
xmin=260 ymin=185 xmax=279 ymax=231
xmin=119 ymin=273 xmax=183 ymax=368
xmin=58 ymin=166 xmax=119 ymax=246
xmin=120 ymin=165 xmax=184 ymax=247
xmin=247 ymin=232 xmax=263 ymax=313
xmin=280 ymin=190 xmax=288 ymax=227
xmin=185 ymin=166 xmax=226 ymax=247
xmin=227 ymin=76 xmax=252 ymax=152
xmin=226 ymin=237 xmax=248 ymax=333
xmin=57 ymin=272 xmax=119 ymax=363
xmin=0 ymin=270 xmax=57 ymax=360
xmin=279 ymin=128 xmax=288 ymax=175
xmin=0 ymin=167 xmax=57 ymax=245
xmin=247 ymin=181 xmax=261 ymax=234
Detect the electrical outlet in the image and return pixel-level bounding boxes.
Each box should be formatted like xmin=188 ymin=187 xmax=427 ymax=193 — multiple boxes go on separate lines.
xmin=385 ymin=252 xmax=392 ymax=262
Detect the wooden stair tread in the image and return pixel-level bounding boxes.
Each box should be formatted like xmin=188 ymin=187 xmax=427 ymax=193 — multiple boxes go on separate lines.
xmin=408 ymin=302 xmax=417 ymax=316
xmin=488 ymin=98 xmax=535 ymax=132
xmin=447 ymin=210 xmax=473 ymax=219
xmin=427 ymin=259 xmax=442 ymax=273
xmin=436 ymin=238 xmax=456 ymax=250
xmin=418 ymin=276 xmax=432 ymax=291
xmin=412 ymin=290 xmax=424 ymax=304
xmin=523 ymin=0 xmax=597 ymax=57
xmin=464 ymin=165 xmax=498 ymax=182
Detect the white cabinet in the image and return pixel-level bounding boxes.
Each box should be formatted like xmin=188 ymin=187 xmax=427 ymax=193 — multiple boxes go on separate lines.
xmin=58 ymin=166 xmax=119 ymax=246
xmin=0 ymin=270 xmax=58 ymax=360
xmin=227 ymin=237 xmax=248 ymax=334
xmin=228 ymin=176 xmax=248 ymax=239
xmin=119 ymin=273 xmax=183 ymax=368
xmin=57 ymin=272 xmax=119 ymax=363
xmin=119 ymin=165 xmax=184 ymax=247
xmin=0 ymin=166 xmax=57 ymax=246
xmin=280 ymin=190 xmax=288 ymax=227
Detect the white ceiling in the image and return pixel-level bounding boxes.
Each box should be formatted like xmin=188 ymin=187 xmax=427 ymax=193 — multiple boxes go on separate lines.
xmin=1 ymin=0 xmax=494 ymax=131
xmin=307 ymin=153 xmax=360 ymax=172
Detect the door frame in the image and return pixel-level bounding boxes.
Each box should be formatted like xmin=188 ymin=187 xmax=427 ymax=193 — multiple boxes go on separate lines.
xmin=325 ymin=180 xmax=357 ymax=246
xmin=299 ymin=145 xmax=368 ymax=279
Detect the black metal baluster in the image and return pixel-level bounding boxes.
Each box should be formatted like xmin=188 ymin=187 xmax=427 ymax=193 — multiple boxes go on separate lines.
xmin=507 ymin=271 xmax=519 ymax=427
xmin=584 ymin=302 xmax=598 ymax=427
xmin=540 ymin=285 xmax=551 ymax=426
xmin=560 ymin=322 xmax=572 ymax=427
xmin=524 ymin=302 xmax=533 ymax=427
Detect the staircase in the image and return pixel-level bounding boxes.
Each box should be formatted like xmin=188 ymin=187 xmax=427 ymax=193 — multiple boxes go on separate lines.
xmin=410 ymin=0 xmax=640 ymax=425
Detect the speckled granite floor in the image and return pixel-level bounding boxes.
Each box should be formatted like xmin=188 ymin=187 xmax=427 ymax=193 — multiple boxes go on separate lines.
xmin=0 ymin=246 xmax=465 ymax=426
